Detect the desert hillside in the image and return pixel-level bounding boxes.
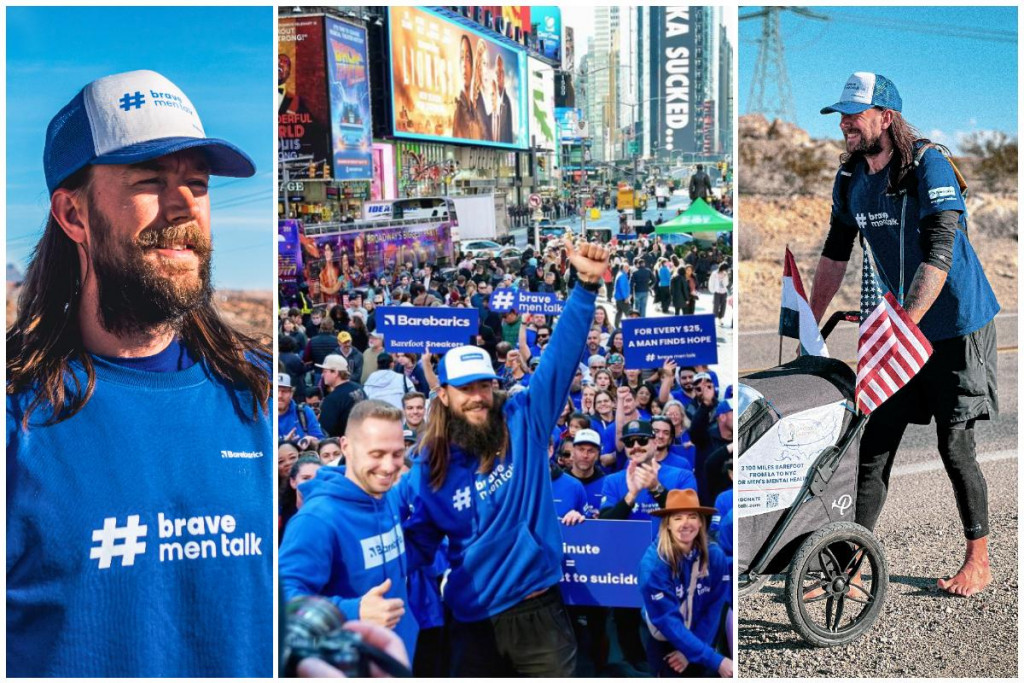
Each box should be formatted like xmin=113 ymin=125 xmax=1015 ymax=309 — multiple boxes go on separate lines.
xmin=737 ymin=114 xmax=1018 ymax=329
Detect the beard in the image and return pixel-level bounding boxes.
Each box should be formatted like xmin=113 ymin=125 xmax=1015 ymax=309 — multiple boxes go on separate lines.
xmin=847 ymin=129 xmax=885 ymax=156
xmin=89 ymin=205 xmax=213 ymax=337
xmin=448 ymin=392 xmax=508 ymax=460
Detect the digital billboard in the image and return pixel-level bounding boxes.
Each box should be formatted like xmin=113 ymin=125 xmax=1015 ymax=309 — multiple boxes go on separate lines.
xmin=530 ymin=6 xmax=562 ymax=62
xmin=388 ymin=6 xmax=529 ymax=150
xmin=279 ymin=16 xmax=332 ymax=179
xmin=325 ymin=17 xmax=373 ymax=181
xmin=528 ymin=58 xmax=556 ymax=149
xmin=556 ymin=107 xmax=588 ymax=142
xmin=659 ymin=7 xmax=697 ymax=155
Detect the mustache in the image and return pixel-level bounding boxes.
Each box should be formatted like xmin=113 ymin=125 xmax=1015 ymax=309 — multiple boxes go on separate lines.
xmin=136 ymin=223 xmax=211 ymax=255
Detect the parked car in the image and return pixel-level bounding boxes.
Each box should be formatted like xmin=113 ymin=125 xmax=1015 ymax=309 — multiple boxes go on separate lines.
xmin=458 ymin=239 xmax=502 ymax=259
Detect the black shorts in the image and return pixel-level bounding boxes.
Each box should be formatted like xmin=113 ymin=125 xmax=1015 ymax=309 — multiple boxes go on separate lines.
xmin=890 ymin=318 xmax=998 ymax=426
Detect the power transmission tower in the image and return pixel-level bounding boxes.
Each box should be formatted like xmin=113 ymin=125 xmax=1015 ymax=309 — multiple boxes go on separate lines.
xmin=742 ymin=7 xmax=828 ymax=123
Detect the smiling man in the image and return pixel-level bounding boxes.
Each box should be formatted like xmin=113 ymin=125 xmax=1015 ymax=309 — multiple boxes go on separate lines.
xmin=402 ymin=233 xmax=610 ymax=676
xmin=6 ymin=70 xmax=271 ymax=677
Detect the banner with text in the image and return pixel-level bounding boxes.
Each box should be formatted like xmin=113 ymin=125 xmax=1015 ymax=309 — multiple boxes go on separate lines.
xmin=489 ymin=288 xmax=564 ymax=316
xmin=559 ymin=520 xmax=651 ymax=608
xmin=378 ymin=307 xmax=478 ymax=352
xmin=622 ymin=314 xmax=718 ymax=368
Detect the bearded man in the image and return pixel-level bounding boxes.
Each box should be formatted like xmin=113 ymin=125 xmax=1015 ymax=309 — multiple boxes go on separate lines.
xmin=402 ymin=233 xmax=610 ymax=676
xmin=810 ymin=72 xmax=1000 ymax=597
xmin=6 ymin=70 xmax=272 ymax=677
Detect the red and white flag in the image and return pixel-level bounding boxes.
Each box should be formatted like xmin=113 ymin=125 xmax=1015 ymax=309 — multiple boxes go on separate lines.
xmin=779 ymin=247 xmax=828 ymax=357
xmin=857 ymin=249 xmax=933 ymax=414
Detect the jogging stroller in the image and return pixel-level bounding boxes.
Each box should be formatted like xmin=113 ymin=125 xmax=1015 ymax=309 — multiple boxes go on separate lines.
xmin=736 ymin=312 xmax=888 ymax=647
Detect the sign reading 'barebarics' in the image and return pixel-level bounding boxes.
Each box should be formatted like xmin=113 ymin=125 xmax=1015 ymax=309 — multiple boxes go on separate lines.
xmin=377 ymin=306 xmax=478 ymax=352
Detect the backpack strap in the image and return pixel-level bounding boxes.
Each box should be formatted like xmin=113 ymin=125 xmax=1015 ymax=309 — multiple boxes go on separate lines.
xmin=913 ymin=141 xmax=969 ymax=198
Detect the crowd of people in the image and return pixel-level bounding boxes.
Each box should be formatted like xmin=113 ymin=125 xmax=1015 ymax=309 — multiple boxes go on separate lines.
xmin=277 ymin=231 xmax=734 ymax=676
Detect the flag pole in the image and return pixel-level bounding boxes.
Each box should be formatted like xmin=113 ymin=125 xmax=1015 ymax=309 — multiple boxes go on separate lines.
xmin=778 ymin=244 xmax=787 ymax=365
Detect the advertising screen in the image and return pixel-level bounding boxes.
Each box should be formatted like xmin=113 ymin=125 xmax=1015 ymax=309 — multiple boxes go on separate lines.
xmin=388 ymin=6 xmax=528 ymax=150
xmin=325 ymin=17 xmax=373 ymax=181
xmin=556 ymin=107 xmax=588 ymax=142
xmin=278 ymin=16 xmax=331 ymax=179
xmin=530 ymin=6 xmax=561 ymax=61
xmin=528 ymin=58 xmax=556 ymax=149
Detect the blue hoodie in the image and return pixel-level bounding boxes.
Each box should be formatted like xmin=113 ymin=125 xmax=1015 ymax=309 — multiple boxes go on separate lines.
xmin=599 ymin=464 xmax=697 ymax=536
xmin=403 ymin=285 xmax=597 ymax=622
xmin=279 ymin=468 xmax=418 ymax=658
xmin=551 ymin=466 xmax=587 ymax=517
xmin=640 ymin=542 xmax=730 ymax=673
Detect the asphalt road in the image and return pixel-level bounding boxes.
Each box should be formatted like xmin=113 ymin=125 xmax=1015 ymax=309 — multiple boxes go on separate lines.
xmin=737 ymin=317 xmax=1018 ymax=677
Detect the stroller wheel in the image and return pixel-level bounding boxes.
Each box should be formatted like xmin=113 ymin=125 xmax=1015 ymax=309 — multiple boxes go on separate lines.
xmin=784 ymin=522 xmax=888 ymax=647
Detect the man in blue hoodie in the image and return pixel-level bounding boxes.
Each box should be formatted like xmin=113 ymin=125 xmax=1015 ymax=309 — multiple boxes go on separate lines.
xmin=279 ymin=399 xmax=419 ymax=660
xmin=402 ymin=233 xmax=610 ymax=676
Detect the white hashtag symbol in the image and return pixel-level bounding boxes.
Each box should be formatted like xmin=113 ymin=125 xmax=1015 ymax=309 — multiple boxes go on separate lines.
xmin=90 ymin=515 xmax=148 ymax=569
xmin=492 ymin=291 xmax=516 ymax=310
xmin=452 ymin=486 xmax=472 ymax=511
xmin=646 ymin=353 xmax=656 ymax=362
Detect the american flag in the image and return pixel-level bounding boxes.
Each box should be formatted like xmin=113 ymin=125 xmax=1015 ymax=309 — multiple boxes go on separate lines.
xmin=857 ymin=250 xmax=933 ymax=414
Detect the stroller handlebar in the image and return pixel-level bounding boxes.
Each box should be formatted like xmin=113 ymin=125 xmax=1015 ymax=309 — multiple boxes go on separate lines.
xmin=821 ymin=310 xmax=860 ymax=340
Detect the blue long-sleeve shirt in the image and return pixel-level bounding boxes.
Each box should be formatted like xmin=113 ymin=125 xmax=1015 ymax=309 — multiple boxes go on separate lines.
xmin=640 ymin=542 xmax=730 ymax=673
xmin=278 ymin=399 xmax=324 ymax=440
xmin=402 ymin=285 xmax=598 ymax=622
xmin=614 ymin=270 xmax=631 ymax=302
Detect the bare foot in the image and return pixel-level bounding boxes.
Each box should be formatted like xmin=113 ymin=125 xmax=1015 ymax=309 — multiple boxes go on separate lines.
xmin=937 ymin=537 xmax=992 ymax=597
xmin=937 ymin=558 xmax=991 ymax=596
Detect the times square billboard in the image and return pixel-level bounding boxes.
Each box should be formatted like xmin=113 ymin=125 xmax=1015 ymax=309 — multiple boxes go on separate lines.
xmin=388 ymin=6 xmax=529 ymax=150
xmin=655 ymin=7 xmax=697 ymax=156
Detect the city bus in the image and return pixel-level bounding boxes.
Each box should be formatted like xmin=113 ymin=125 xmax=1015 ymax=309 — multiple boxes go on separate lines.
xmin=278 ymin=197 xmax=457 ymax=305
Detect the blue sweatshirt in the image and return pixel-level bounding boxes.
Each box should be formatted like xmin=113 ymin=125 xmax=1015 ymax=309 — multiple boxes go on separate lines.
xmin=404 ymin=285 xmax=597 ymax=622
xmin=711 ymin=488 xmax=733 ymax=539
xmin=6 ymin=356 xmax=272 ymax=677
xmin=640 ymin=542 xmax=730 ymax=673
xmin=278 ymin=399 xmax=325 ymax=440
xmin=279 ymin=468 xmax=418 ymax=659
xmin=614 ymin=270 xmax=631 ymax=301
xmin=551 ymin=467 xmax=587 ymax=517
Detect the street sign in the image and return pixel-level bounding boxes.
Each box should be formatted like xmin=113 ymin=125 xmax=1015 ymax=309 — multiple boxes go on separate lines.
xmin=528 ymin=193 xmax=543 ymax=209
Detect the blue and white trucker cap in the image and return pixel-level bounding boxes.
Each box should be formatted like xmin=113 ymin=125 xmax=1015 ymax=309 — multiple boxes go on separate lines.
xmin=44 ymin=70 xmax=255 ymax=194
xmin=820 ymin=72 xmax=902 ymax=115
xmin=438 ymin=345 xmax=499 ymax=388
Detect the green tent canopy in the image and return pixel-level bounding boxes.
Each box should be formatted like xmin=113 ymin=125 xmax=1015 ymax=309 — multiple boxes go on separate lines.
xmin=654 ymin=198 xmax=733 ymax=234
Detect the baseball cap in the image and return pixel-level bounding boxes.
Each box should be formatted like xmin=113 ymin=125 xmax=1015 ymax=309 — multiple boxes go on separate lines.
xmin=438 ymin=345 xmax=499 ymax=388
xmin=337 ymin=331 xmax=353 ymax=344
xmin=573 ymin=429 xmax=602 ymax=448
xmin=44 ymin=70 xmax=255 ymax=195
xmin=693 ymin=372 xmax=713 ymax=385
xmin=369 ymin=330 xmax=384 ymax=339
xmin=715 ymin=399 xmax=733 ymax=418
xmin=608 ymin=353 xmax=624 ymax=365
xmin=820 ymin=72 xmax=902 ymax=115
xmin=622 ymin=419 xmax=653 ymax=439
xmin=277 ymin=372 xmax=293 ymax=390
xmin=316 ymin=354 xmax=349 ymax=372
xmin=403 ymin=428 xmax=416 ymax=443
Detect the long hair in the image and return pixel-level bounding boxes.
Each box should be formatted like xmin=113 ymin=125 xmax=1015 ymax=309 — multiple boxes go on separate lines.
xmin=840 ymin=110 xmax=927 ymax=195
xmin=7 ymin=168 xmax=271 ymax=430
xmin=417 ymin=390 xmax=509 ymax=491
xmin=656 ymin=514 xmax=710 ymax=580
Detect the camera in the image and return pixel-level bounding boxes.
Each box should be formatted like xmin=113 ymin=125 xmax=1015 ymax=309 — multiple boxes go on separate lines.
xmin=282 ymin=596 xmax=411 ymax=678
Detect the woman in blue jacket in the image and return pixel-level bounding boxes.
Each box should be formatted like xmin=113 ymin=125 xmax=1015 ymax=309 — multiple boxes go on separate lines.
xmin=640 ymin=489 xmax=733 ymax=678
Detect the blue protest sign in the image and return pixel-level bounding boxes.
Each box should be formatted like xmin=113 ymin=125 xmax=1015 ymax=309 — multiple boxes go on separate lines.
xmin=617 ymin=233 xmax=638 ymax=241
xmin=489 ymin=288 xmax=518 ymax=313
xmin=516 ymin=290 xmax=564 ymax=316
xmin=377 ymin=306 xmax=478 ymax=352
xmin=622 ymin=314 xmax=718 ymax=368
xmin=559 ymin=520 xmax=652 ymax=608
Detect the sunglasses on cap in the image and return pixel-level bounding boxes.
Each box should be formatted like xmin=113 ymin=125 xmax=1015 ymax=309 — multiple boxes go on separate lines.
xmin=623 ymin=436 xmax=651 ymax=448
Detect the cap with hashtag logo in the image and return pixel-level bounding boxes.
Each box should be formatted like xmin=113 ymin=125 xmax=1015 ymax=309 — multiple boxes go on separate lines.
xmin=438 ymin=345 xmax=499 ymax=388
xmin=44 ymin=69 xmax=255 ymax=195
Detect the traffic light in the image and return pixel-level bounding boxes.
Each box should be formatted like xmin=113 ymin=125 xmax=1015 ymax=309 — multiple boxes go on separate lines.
xmin=308 ymin=160 xmax=317 ymax=177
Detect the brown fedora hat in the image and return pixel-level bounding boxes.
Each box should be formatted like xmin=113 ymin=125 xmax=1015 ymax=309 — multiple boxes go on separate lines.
xmin=650 ymin=488 xmax=717 ymax=517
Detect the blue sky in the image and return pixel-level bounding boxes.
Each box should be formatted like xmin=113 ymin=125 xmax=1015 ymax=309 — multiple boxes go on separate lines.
xmin=738 ymin=6 xmax=1018 ymax=149
xmin=6 ymin=6 xmax=274 ymax=290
